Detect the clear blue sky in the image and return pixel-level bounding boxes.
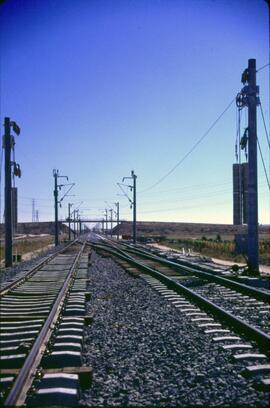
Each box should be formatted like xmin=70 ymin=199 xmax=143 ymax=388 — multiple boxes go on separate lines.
xmin=0 ymin=0 xmax=269 ymax=225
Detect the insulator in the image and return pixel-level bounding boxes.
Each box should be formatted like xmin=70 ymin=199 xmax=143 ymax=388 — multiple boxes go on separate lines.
xmin=241 ymin=68 xmax=249 ymax=84
xmin=235 ymin=144 xmax=238 ymax=162
xmin=236 ymin=92 xmax=247 ymax=108
xmin=13 ymin=163 xmax=22 ymax=178
xmin=240 ymin=128 xmax=248 ymax=150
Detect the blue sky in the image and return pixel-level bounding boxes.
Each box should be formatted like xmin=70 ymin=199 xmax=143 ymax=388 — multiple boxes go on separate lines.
xmin=0 ymin=0 xmax=269 ymax=225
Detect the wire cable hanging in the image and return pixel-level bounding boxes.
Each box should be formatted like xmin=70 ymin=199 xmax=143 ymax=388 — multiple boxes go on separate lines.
xmin=257 ymin=137 xmax=270 ymax=190
xmin=138 ymin=97 xmax=235 ymax=194
xmin=256 ymin=63 xmax=270 ymax=73
xmin=259 ymin=103 xmax=270 ymax=149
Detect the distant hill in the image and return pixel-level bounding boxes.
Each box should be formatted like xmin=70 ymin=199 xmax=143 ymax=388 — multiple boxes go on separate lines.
xmin=0 ymin=222 xmax=70 ymax=236
xmin=113 ymin=221 xmax=270 ymax=240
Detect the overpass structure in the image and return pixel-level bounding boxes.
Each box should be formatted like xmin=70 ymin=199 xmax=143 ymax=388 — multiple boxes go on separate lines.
xmin=65 ymin=218 xmax=125 ymax=224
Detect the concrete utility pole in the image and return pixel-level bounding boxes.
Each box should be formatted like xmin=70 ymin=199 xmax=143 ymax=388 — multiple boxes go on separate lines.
xmin=3 ymin=117 xmax=20 ymax=267
xmin=122 ymin=170 xmax=137 ymax=244
xmin=53 ymin=170 xmax=59 ymax=246
xmin=247 ymin=59 xmax=259 ymax=272
xmin=73 ymin=210 xmax=76 ymax=238
xmin=68 ymin=203 xmax=73 ymax=241
xmin=4 ymin=118 xmax=12 ymax=267
xmin=237 ymin=59 xmax=259 ymax=272
xmin=53 ymin=170 xmax=70 ymax=246
xmin=109 ymin=208 xmax=113 ymax=237
xmin=76 ymin=210 xmax=79 ymax=236
xmin=115 ymin=202 xmax=120 ymax=240
xmin=105 ymin=209 xmax=108 ymax=235
xmin=132 ymin=171 xmax=137 ymax=244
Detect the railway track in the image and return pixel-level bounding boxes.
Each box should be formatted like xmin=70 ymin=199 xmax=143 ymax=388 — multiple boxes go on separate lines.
xmin=0 ymin=240 xmax=92 ymax=406
xmin=1 ymin=234 xmax=269 ymax=406
xmin=90 ymin=237 xmax=270 ymax=392
xmin=91 ymin=239 xmax=270 ymax=334
xmin=122 ymin=242 xmax=270 ymax=333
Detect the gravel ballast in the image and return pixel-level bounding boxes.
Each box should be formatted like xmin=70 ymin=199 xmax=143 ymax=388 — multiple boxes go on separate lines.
xmin=80 ymin=252 xmax=270 ymax=407
xmin=189 ymin=282 xmax=270 ymax=335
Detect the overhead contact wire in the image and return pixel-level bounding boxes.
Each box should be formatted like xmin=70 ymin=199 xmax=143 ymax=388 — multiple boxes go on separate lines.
xmin=139 ymin=97 xmax=235 ymax=194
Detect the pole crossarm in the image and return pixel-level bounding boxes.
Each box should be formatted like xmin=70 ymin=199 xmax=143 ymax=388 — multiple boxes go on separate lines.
xmin=119 ymin=170 xmax=137 ymax=244
xmin=64 ymin=218 xmax=125 ymax=223
xmin=117 ymin=183 xmax=133 ymax=206
xmin=59 ymin=183 xmax=75 ymax=204
xmin=53 ymin=170 xmax=74 ymax=246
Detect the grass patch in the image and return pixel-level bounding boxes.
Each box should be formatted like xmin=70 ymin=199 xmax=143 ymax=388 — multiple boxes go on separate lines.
xmin=159 ymin=236 xmax=270 ymax=266
xmin=0 ymin=235 xmax=55 ymax=262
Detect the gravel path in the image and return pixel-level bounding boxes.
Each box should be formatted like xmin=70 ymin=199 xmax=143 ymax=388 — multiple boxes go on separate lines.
xmin=80 ymin=253 xmax=270 ymax=407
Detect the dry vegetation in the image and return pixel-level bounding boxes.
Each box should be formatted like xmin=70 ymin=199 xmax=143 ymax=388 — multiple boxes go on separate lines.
xmin=0 ymin=235 xmax=55 ymax=263
xmin=117 ymin=222 xmax=270 ymax=266
xmin=158 ymin=234 xmax=270 ymax=266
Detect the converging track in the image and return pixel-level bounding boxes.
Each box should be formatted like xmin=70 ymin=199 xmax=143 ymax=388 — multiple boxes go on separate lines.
xmin=0 ymin=240 xmax=92 ymax=406
xmin=1 ymin=234 xmax=270 ymax=406
xmin=89 ymin=236 xmax=270 ymax=392
xmin=117 ymin=242 xmax=270 ymax=335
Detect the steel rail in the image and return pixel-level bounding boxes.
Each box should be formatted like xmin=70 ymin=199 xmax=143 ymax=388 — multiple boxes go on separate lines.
xmin=0 ymin=239 xmax=78 ymax=296
xmin=100 ymin=241 xmax=270 ymax=303
xmin=90 ymin=242 xmax=270 ymax=351
xmin=4 ymin=241 xmax=86 ymax=407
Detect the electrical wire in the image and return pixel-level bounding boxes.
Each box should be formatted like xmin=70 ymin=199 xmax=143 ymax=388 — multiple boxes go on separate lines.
xmin=117 ymin=183 xmax=133 ymax=206
xmin=259 ymin=103 xmax=270 ymax=149
xmin=136 ymin=187 xmax=232 ymax=206
xmin=256 ymin=63 xmax=270 ymax=73
xmin=120 ymin=199 xmax=231 ymax=216
xmin=128 ymin=180 xmax=268 ymax=209
xmin=257 ymin=137 xmax=270 ymax=190
xmin=138 ymin=97 xmax=235 ymax=194
xmin=258 ymin=101 xmax=270 ymax=225
xmin=138 ymin=179 xmax=232 ymax=196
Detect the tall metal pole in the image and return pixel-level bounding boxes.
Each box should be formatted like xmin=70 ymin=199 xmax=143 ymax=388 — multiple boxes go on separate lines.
xmin=247 ymin=59 xmax=259 ymax=271
xmin=110 ymin=208 xmax=113 ymax=237
xmin=68 ymin=203 xmax=72 ymax=241
xmin=73 ymin=210 xmax=76 ymax=238
xmin=4 ymin=118 xmax=12 ymax=267
xmin=53 ymin=170 xmax=59 ymax=246
xmin=132 ymin=170 xmax=137 ymax=244
xmin=76 ymin=210 xmax=79 ymax=236
xmin=116 ymin=202 xmax=120 ymax=240
xmin=77 ymin=211 xmax=80 ymax=236
xmin=105 ymin=209 xmax=108 ymax=235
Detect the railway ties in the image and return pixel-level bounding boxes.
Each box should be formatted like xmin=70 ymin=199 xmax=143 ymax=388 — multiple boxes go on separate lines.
xmin=192 ymin=283 xmax=270 ymax=335
xmin=91 ymin=239 xmax=270 ymax=394
xmin=0 ymin=243 xmax=92 ymax=407
xmin=116 ymin=242 xmax=270 ymax=335
xmin=4 ymin=235 xmax=268 ymax=404
xmin=27 ymin=257 xmax=90 ymax=406
xmin=141 ymin=274 xmax=270 ymax=392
